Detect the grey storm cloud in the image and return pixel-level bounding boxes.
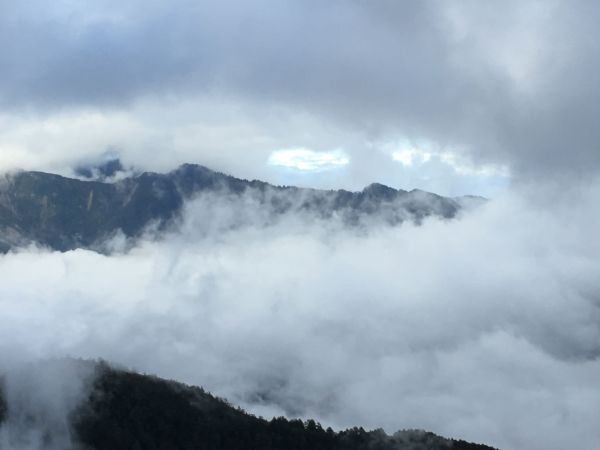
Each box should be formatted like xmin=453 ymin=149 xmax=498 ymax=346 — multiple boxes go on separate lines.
xmin=1 ymin=0 xmax=600 ymax=179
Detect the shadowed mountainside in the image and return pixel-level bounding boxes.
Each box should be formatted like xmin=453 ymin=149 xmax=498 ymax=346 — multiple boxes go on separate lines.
xmin=0 ymin=162 xmax=484 ymax=252
xmin=0 ymin=361 xmax=498 ymax=450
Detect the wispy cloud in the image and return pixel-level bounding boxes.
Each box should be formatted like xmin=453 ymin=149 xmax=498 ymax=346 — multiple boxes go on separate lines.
xmin=268 ymin=148 xmax=349 ymax=172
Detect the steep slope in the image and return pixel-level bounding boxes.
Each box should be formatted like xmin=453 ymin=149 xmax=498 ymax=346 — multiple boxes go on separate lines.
xmin=0 ymin=163 xmax=483 ymax=252
xmin=0 ymin=361 xmax=498 ymax=450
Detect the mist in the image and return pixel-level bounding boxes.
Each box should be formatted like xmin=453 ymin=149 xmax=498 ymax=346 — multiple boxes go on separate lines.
xmin=0 ymin=359 xmax=96 ymax=450
xmin=0 ymin=183 xmax=599 ymax=450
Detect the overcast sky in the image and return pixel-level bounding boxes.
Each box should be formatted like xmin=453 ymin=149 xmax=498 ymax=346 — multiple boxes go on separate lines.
xmin=2 ymin=0 xmax=600 ymax=196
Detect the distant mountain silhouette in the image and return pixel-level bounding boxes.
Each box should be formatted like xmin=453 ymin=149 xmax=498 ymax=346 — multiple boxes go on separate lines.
xmin=0 ymin=163 xmax=485 ymax=252
xmin=0 ymin=360 xmax=498 ymax=450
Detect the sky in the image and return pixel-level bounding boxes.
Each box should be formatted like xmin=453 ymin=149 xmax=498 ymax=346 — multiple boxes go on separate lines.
xmin=2 ymin=1 xmax=600 ymax=449
xmin=5 ymin=0 xmax=600 ymax=196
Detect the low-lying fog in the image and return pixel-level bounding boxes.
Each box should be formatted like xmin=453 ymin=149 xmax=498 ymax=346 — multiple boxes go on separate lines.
xmin=1 ymin=184 xmax=599 ymax=450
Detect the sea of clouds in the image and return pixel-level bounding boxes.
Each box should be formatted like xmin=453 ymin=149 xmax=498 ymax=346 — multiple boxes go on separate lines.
xmin=0 ymin=183 xmax=599 ymax=450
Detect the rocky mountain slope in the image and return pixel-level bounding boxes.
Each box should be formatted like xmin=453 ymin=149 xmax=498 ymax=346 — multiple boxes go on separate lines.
xmin=0 ymin=162 xmax=483 ymax=252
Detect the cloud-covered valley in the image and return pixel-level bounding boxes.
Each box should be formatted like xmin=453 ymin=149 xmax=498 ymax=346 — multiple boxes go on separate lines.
xmin=1 ymin=184 xmax=599 ymax=450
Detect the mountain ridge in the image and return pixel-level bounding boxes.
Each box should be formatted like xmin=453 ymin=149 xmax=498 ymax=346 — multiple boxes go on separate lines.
xmin=0 ymin=163 xmax=485 ymax=252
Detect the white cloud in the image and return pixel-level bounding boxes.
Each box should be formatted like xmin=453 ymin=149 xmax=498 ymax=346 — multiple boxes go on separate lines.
xmin=267 ymin=148 xmax=349 ymax=172
xmin=392 ymin=149 xmax=432 ymax=167
xmin=385 ymin=141 xmax=510 ymax=197
xmin=1 ymin=184 xmax=600 ymax=449
xmin=389 ymin=142 xmax=509 ymax=179
xmin=439 ymin=152 xmax=511 ymax=178
xmin=0 ymin=102 xmax=508 ymax=196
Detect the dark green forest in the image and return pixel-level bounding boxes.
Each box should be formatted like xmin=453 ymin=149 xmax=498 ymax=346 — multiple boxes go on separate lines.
xmin=0 ymin=362 xmax=497 ymax=450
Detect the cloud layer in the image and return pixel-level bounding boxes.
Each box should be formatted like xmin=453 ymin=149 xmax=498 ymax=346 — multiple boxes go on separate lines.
xmin=0 ymin=185 xmax=599 ymax=449
xmin=2 ymin=0 xmax=600 ymax=191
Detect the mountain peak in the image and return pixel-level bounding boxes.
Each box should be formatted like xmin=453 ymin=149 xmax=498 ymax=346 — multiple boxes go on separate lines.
xmin=363 ymin=182 xmax=396 ymax=192
xmin=362 ymin=182 xmax=405 ymax=200
xmin=75 ymin=157 xmax=126 ymax=181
